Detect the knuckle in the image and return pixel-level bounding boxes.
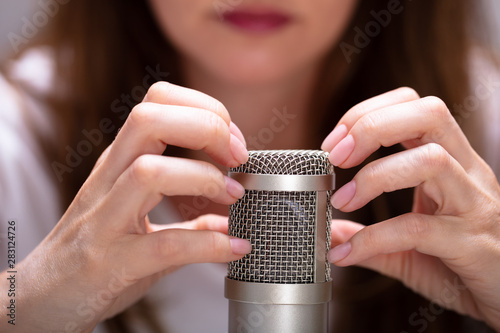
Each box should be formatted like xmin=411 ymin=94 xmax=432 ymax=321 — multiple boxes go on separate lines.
xmin=357 ymin=112 xmax=380 ymax=133
xmin=207 ymin=232 xmax=225 ymax=255
xmin=147 ymin=81 xmax=171 ymax=101
xmin=200 ymin=162 xmax=225 ymax=197
xmin=363 ymin=162 xmax=384 ymax=185
xmin=396 ymin=86 xmax=420 ymax=100
xmin=201 ymin=112 xmax=228 ymax=145
xmin=210 ymin=98 xmax=230 ymax=124
xmin=157 ymin=231 xmax=182 ymax=259
xmin=420 ymin=96 xmax=450 ymax=119
xmin=129 ymin=103 xmax=154 ymax=128
xmin=348 ymin=103 xmax=369 ymax=120
xmin=130 ymin=155 xmax=159 ymax=185
xmin=358 ymin=225 xmax=379 ymax=249
xmin=418 ymin=143 xmax=451 ymax=171
xmin=405 ymin=215 xmax=431 ymax=238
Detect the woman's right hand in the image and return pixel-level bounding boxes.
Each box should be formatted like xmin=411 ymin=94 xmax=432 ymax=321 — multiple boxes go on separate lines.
xmin=0 ymin=82 xmax=251 ymax=332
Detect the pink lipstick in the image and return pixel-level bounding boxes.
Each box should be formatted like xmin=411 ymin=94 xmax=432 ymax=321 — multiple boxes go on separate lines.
xmin=222 ymin=9 xmax=292 ymax=33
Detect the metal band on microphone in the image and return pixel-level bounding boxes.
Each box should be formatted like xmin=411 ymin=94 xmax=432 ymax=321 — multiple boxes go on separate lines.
xmin=225 ymin=278 xmax=332 ymax=305
xmin=228 ymin=173 xmax=335 ymax=192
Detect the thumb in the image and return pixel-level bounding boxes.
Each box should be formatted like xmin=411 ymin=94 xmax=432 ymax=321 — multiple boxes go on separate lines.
xmin=328 ymin=219 xmax=410 ymax=277
xmin=117 ymin=229 xmax=251 ymax=281
xmin=328 ymin=219 xmax=407 ymax=277
xmin=328 ymin=219 xmax=452 ymax=292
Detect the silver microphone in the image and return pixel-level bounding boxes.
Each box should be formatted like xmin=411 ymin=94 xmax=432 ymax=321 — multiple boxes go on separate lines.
xmin=225 ymin=150 xmax=335 ymax=333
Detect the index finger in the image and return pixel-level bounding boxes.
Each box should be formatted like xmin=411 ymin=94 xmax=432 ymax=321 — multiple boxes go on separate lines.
xmin=322 ymin=87 xmax=420 ymax=151
xmin=144 ymin=81 xmax=231 ymax=126
xmin=143 ymin=81 xmax=246 ymax=145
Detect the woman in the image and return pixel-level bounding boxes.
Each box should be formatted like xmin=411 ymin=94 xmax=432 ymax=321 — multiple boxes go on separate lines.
xmin=0 ymin=0 xmax=499 ymax=332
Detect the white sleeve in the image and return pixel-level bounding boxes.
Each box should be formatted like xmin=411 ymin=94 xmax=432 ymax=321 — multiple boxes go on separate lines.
xmin=0 ymin=74 xmax=62 ymax=270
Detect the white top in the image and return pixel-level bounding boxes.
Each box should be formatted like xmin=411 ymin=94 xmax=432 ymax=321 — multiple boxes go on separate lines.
xmin=0 ymin=48 xmax=499 ymax=333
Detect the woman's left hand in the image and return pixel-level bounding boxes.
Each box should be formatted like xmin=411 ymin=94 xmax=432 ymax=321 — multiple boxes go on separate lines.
xmin=321 ymin=87 xmax=500 ymax=331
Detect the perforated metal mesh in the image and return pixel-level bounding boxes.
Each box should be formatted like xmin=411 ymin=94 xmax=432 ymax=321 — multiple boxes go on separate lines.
xmin=228 ymin=150 xmax=334 ymax=284
xmin=233 ymin=150 xmax=334 ymax=175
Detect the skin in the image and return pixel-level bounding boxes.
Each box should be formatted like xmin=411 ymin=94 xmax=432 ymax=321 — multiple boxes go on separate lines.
xmin=1 ymin=0 xmax=500 ymax=332
xmin=324 ymin=88 xmax=500 ymax=328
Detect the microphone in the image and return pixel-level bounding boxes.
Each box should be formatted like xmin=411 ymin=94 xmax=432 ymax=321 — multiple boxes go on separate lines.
xmin=225 ymin=150 xmax=335 ymax=333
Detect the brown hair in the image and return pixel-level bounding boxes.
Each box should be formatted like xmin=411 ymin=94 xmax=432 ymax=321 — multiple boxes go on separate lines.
xmin=4 ymin=0 xmax=497 ymax=332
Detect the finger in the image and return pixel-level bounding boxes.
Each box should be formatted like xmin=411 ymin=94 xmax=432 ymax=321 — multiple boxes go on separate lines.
xmin=150 ymin=214 xmax=229 ymax=235
xmin=121 ymin=229 xmax=251 ymax=280
xmin=330 ymin=219 xmax=364 ymax=246
xmin=328 ymin=96 xmax=476 ymax=170
xmin=101 ymin=155 xmax=245 ymax=230
xmin=329 ymin=219 xmax=445 ymax=285
xmin=143 ymin=82 xmax=246 ymax=147
xmin=327 ymin=220 xmax=479 ymax=317
xmin=143 ymin=81 xmax=231 ymax=126
xmin=328 ymin=213 xmax=462 ymax=267
xmin=321 ymin=87 xmax=420 ymax=151
xmin=330 ymin=143 xmax=478 ymax=214
xmin=99 ymin=103 xmax=248 ymax=185
xmin=329 ymin=219 xmax=449 ymax=282
xmin=91 ymin=145 xmax=112 ymax=175
xmin=230 ymin=122 xmax=247 ymax=147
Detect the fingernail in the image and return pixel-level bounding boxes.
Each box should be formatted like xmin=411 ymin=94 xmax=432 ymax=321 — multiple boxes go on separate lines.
xmin=331 ymin=180 xmax=356 ymax=209
xmin=230 ymin=122 xmax=247 ymax=147
xmin=224 ymin=176 xmax=245 ymax=199
xmin=329 ymin=135 xmax=355 ymax=167
xmin=230 ymin=134 xmax=249 ymax=165
xmin=321 ymin=124 xmax=348 ymax=152
xmin=328 ymin=242 xmax=351 ymax=263
xmin=230 ymin=238 xmax=252 ymax=255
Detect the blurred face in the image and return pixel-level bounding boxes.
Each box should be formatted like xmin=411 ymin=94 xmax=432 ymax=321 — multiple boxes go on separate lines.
xmin=147 ymin=0 xmax=359 ymax=85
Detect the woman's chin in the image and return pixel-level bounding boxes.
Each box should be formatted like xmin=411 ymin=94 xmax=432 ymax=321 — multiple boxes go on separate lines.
xmin=194 ymin=56 xmax=306 ymax=88
xmin=216 ymin=67 xmax=290 ymax=87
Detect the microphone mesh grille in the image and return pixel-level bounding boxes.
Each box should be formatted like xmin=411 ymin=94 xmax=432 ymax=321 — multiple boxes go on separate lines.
xmin=232 ymin=150 xmax=334 ymax=175
xmin=228 ymin=150 xmax=333 ymax=284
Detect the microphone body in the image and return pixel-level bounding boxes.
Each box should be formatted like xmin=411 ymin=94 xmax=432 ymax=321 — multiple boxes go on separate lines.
xmin=225 ymin=150 xmax=335 ymax=333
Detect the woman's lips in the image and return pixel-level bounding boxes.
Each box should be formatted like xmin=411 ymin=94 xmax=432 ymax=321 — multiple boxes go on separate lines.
xmin=221 ymin=10 xmax=292 ymax=33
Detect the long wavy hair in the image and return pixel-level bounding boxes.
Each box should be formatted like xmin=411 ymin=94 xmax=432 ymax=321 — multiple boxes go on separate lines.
xmin=4 ymin=0 xmax=497 ymax=332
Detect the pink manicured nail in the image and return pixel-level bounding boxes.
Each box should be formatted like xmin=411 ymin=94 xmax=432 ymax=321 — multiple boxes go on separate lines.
xmin=230 ymin=134 xmax=249 ymax=165
xmin=230 ymin=238 xmax=252 ymax=255
xmin=329 ymin=135 xmax=355 ymax=167
xmin=328 ymin=242 xmax=351 ymax=263
xmin=224 ymin=176 xmax=245 ymax=199
xmin=331 ymin=180 xmax=356 ymax=209
xmin=321 ymin=124 xmax=348 ymax=152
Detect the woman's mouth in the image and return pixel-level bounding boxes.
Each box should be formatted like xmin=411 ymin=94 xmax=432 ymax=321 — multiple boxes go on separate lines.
xmin=221 ymin=9 xmax=292 ymax=33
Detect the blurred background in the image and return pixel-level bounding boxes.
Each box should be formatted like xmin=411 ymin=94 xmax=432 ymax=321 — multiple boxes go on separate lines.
xmin=0 ymin=0 xmax=499 ymax=59
xmin=0 ymin=0 xmax=38 ymax=59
